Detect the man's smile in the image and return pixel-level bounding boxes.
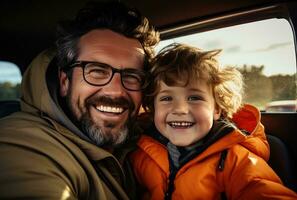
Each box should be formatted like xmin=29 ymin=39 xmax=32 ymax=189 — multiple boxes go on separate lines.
xmin=95 ymin=105 xmax=125 ymax=114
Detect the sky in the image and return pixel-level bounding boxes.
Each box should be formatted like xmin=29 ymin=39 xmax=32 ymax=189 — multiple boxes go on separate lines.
xmin=0 ymin=18 xmax=296 ymax=84
xmin=156 ymin=18 xmax=296 ymax=76
xmin=0 ymin=62 xmax=22 ymax=84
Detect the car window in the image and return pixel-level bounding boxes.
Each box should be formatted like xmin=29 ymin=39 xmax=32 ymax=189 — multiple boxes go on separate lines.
xmin=156 ymin=18 xmax=296 ymax=112
xmin=0 ymin=61 xmax=22 ymax=100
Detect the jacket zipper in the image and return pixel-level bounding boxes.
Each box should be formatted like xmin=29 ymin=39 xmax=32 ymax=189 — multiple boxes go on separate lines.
xmin=164 ymin=149 xmax=229 ymax=200
xmin=164 ymin=165 xmax=178 ymax=200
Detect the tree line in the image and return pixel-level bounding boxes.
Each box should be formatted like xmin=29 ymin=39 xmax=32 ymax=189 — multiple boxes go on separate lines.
xmin=238 ymin=65 xmax=296 ymax=108
xmin=0 ymin=82 xmax=21 ymax=100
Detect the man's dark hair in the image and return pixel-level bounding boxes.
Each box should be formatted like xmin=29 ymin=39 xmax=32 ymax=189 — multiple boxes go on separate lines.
xmin=56 ymin=0 xmax=159 ymax=71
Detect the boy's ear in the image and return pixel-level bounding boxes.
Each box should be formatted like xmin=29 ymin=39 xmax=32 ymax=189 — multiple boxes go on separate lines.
xmin=59 ymin=70 xmax=69 ymax=97
xmin=213 ymin=105 xmax=222 ymax=120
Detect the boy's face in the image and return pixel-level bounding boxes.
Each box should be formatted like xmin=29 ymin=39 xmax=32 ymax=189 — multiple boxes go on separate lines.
xmin=154 ymin=80 xmax=221 ymax=147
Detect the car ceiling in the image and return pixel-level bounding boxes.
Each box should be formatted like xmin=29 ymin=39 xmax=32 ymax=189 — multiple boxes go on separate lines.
xmin=0 ymin=0 xmax=288 ymax=73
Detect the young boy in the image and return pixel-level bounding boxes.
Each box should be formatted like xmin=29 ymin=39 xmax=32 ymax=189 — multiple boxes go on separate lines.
xmin=130 ymin=43 xmax=297 ymax=199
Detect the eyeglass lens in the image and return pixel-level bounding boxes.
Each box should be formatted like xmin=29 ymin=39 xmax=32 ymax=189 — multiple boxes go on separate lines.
xmin=83 ymin=62 xmax=145 ymax=91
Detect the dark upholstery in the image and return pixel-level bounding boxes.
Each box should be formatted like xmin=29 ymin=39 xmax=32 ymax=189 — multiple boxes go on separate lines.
xmin=267 ymin=134 xmax=297 ymax=191
xmin=0 ymin=100 xmax=21 ymax=118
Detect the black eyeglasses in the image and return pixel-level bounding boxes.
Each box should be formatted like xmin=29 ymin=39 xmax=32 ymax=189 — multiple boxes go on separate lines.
xmin=65 ymin=61 xmax=147 ymax=91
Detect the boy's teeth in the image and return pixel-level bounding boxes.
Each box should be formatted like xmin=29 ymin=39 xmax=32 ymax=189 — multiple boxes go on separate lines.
xmin=168 ymin=121 xmax=194 ymax=127
xmin=96 ymin=105 xmax=124 ymax=113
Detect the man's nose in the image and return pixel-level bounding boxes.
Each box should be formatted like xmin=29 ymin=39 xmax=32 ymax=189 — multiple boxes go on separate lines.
xmin=101 ymin=73 xmax=125 ymax=95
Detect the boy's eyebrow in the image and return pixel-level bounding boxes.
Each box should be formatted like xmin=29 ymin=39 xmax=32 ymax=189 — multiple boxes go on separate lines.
xmin=188 ymin=88 xmax=206 ymax=93
xmin=158 ymin=89 xmax=171 ymax=94
xmin=157 ymin=88 xmax=207 ymax=95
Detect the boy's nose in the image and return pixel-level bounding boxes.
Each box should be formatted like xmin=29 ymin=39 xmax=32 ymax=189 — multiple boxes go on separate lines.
xmin=172 ymin=100 xmax=189 ymax=115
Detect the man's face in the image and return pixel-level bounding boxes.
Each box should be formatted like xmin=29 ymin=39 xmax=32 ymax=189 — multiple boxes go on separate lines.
xmin=59 ymin=29 xmax=145 ymax=147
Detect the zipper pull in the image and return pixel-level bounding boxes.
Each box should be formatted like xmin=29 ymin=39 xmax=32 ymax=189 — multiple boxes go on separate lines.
xmin=218 ymin=149 xmax=228 ymax=171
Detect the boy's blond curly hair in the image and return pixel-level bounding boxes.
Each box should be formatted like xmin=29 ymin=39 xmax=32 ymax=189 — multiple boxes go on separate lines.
xmin=143 ymin=43 xmax=244 ymax=119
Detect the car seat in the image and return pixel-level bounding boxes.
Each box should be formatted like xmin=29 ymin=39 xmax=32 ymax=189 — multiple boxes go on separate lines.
xmin=267 ymin=134 xmax=297 ymax=191
xmin=0 ymin=100 xmax=21 ymax=118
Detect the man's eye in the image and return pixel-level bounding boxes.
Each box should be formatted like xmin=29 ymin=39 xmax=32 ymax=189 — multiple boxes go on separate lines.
xmin=159 ymin=96 xmax=172 ymax=101
xmin=85 ymin=64 xmax=110 ymax=79
xmin=123 ymin=74 xmax=142 ymax=85
xmin=89 ymin=69 xmax=110 ymax=78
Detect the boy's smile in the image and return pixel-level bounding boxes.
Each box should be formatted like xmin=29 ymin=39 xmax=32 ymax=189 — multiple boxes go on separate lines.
xmin=154 ymin=80 xmax=221 ymax=147
xmin=167 ymin=121 xmax=195 ymax=128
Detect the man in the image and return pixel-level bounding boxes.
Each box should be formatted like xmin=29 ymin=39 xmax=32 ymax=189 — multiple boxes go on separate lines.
xmin=0 ymin=1 xmax=159 ymax=199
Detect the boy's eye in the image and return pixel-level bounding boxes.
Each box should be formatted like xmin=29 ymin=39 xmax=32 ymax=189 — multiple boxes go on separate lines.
xmin=188 ymin=95 xmax=202 ymax=101
xmin=159 ymin=96 xmax=172 ymax=101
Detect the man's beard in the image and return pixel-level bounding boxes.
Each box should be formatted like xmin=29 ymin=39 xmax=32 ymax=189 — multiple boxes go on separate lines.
xmin=65 ymin=93 xmax=135 ymax=147
xmin=80 ymin=110 xmax=129 ymax=147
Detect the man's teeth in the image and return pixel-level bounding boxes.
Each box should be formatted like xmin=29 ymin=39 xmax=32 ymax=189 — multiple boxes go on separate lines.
xmin=96 ymin=105 xmax=124 ymax=113
xmin=168 ymin=121 xmax=194 ymax=128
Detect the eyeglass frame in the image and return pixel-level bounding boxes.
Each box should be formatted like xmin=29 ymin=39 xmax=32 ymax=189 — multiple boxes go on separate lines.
xmin=62 ymin=60 xmax=148 ymax=91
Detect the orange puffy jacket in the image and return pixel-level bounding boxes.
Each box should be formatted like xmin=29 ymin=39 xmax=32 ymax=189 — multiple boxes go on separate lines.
xmin=130 ymin=104 xmax=297 ymax=200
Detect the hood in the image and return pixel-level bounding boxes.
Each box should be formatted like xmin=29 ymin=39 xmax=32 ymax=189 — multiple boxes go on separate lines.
xmin=20 ymin=49 xmax=90 ymax=142
xmin=232 ymin=104 xmax=269 ymax=161
xmin=200 ymin=104 xmax=269 ymax=161
xmin=199 ymin=104 xmax=269 ymax=161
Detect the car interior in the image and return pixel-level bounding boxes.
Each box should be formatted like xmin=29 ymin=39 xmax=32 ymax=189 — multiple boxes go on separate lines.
xmin=1 ymin=0 xmax=297 ymax=192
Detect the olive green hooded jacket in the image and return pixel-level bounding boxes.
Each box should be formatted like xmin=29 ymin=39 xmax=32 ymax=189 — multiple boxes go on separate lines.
xmin=0 ymin=50 xmax=137 ymax=199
